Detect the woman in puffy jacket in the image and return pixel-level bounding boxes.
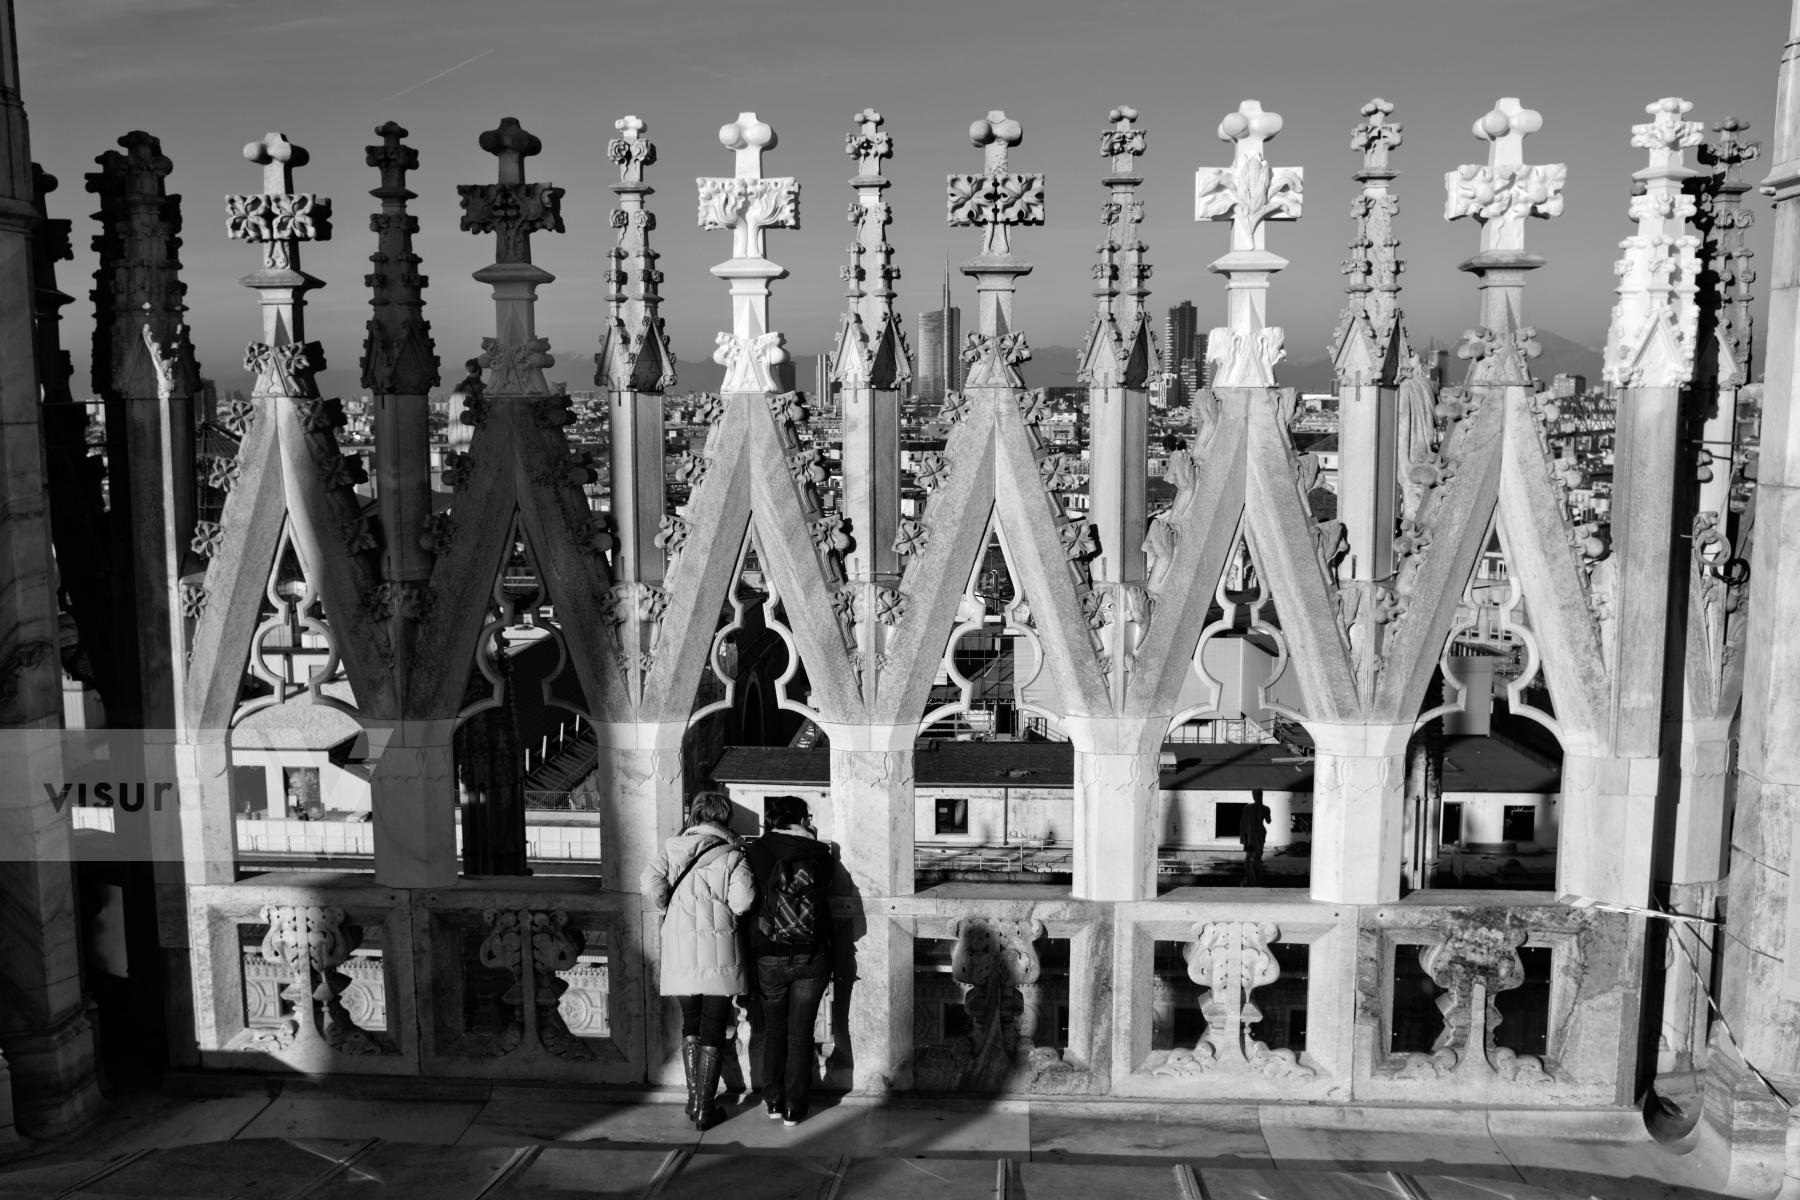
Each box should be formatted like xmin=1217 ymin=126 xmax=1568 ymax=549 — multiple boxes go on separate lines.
xmin=642 ymin=790 xmax=755 ymax=1130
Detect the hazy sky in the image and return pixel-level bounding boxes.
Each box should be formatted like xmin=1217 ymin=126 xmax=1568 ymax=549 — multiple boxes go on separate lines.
xmin=15 ymin=0 xmax=1789 ymax=398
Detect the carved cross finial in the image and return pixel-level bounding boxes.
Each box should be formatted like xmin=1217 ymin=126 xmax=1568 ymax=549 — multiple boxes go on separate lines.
xmin=609 ymin=114 xmax=654 ymax=184
xmin=366 ymin=121 xmax=417 ymax=195
xmin=459 ymin=117 xmax=563 ymax=266
xmin=1352 ymin=98 xmax=1402 ymax=173
xmin=1472 ymin=98 xmax=1542 ymax=168
xmin=949 ymin=111 xmax=1044 ymax=261
xmin=479 ymin=116 xmax=541 ymax=185
xmin=1220 ymin=100 xmax=1283 ymax=160
xmin=971 ymin=110 xmax=1023 ymax=175
xmin=699 ymin=111 xmax=797 ymax=264
xmin=1195 ymin=100 xmax=1302 ymax=256
xmin=1102 ymin=105 xmax=1146 ymax=174
xmin=846 ymin=108 xmax=891 ymax=179
xmin=1446 ymin=97 xmax=1564 ymax=255
xmin=114 ymin=131 xmax=173 ymax=199
xmin=701 ymin=113 xmax=797 ymax=389
xmin=1632 ymin=96 xmax=1703 ymax=173
xmin=1708 ymin=115 xmax=1761 ymax=183
xmin=244 ymin=131 xmax=306 ymax=194
xmin=720 ymin=112 xmax=776 ymax=179
xmin=230 ymin=131 xmax=329 ymax=271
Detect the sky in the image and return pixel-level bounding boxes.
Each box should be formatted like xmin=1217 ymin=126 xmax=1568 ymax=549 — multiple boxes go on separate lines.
xmin=14 ymin=0 xmax=1790 ymax=400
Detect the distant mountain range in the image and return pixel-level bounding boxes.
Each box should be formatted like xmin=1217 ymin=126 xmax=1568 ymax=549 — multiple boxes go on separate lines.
xmin=662 ymin=330 xmax=1604 ymax=397
xmin=1270 ymin=328 xmax=1605 ymax=395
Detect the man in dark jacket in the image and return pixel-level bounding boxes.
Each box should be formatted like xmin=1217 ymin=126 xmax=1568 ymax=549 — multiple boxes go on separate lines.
xmin=746 ymin=794 xmax=835 ymax=1127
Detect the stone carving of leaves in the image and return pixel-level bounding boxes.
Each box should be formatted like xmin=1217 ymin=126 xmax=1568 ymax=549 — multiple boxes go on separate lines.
xmin=831 ymin=587 xmax=857 ymax=623
xmin=811 ymin=516 xmax=851 ymax=557
xmin=440 ymin=450 xmax=472 ymax=491
xmin=191 ymin=520 xmax=225 ymax=558
xmin=892 ymin=519 xmax=930 ymax=558
xmin=341 ymin=515 xmax=377 ymax=554
xmin=1059 ymin=520 xmax=1097 ymax=561
xmin=672 ymin=451 xmax=709 ymax=489
xmin=420 ymin=512 xmax=456 ymax=555
xmin=915 ymin=452 xmax=951 ymax=494
xmin=655 ymin=514 xmax=690 ymax=558
xmin=875 ymin=587 xmax=906 ymax=626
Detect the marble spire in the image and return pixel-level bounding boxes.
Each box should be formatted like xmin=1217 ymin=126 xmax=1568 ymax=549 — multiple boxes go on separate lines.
xmin=597 ymin=114 xmax=674 ymax=393
xmin=1445 ymin=98 xmax=1564 ymax=384
xmin=459 ymin=117 xmax=562 ymax=396
xmin=700 ymin=112 xmax=797 ymax=393
xmin=949 ymin=110 xmax=1044 ymax=387
xmin=1196 ymin=100 xmax=1302 ymax=388
xmin=833 ymin=107 xmax=910 ymax=391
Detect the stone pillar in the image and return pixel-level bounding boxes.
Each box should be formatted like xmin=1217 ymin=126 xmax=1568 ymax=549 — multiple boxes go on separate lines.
xmin=591 ymin=720 xmax=684 ymax=1084
xmin=365 ymin=718 xmax=458 ymax=889
xmin=818 ymin=721 xmax=914 ymax=1093
xmin=831 ymin=109 xmax=908 ymax=694
xmin=0 ymin=2 xmax=103 ymax=1132
xmin=592 ymin=720 xmax=685 ymax=898
xmin=174 ymin=733 xmax=236 ymax=887
xmin=1082 ymin=107 xmax=1154 ymax=713
xmin=1066 ymin=716 xmax=1162 ymax=901
xmin=1659 ymin=716 xmax=1733 ymax=1070
xmin=1556 ymin=752 xmax=1658 ymax=907
xmin=1713 ymin=5 xmax=1800 ymax=1153
xmin=361 ymin=122 xmax=438 ymax=661
xmin=1308 ymin=722 xmax=1410 ymax=904
xmin=597 ymin=115 xmax=672 ymax=701
xmin=1334 ymin=100 xmax=1405 ymax=592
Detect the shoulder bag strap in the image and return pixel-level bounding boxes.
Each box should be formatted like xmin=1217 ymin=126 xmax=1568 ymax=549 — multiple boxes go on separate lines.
xmin=661 ymin=838 xmax=730 ymax=916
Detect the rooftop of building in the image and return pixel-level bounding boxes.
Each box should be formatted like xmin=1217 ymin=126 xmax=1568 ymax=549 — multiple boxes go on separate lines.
xmin=711 ymin=734 xmax=1561 ymax=794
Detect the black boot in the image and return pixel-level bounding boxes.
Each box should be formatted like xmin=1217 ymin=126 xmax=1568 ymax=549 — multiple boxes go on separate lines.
xmin=681 ymin=1036 xmax=703 ymax=1122
xmin=694 ymin=1042 xmax=725 ymax=1131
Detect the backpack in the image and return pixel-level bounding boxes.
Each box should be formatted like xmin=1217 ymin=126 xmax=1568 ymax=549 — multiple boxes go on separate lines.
xmin=757 ymin=857 xmax=821 ymax=944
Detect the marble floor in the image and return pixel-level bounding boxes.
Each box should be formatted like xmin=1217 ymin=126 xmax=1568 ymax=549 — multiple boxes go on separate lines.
xmin=0 ymin=1076 xmax=1748 ymax=1200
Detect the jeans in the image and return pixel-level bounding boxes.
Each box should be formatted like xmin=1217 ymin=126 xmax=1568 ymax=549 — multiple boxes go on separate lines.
xmin=757 ymin=951 xmax=830 ymax=1112
xmin=677 ymin=994 xmax=734 ymax=1047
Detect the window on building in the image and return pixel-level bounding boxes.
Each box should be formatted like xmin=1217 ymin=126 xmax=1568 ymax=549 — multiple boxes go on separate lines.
xmin=1502 ymin=805 xmax=1536 ymax=844
xmin=1441 ymin=802 xmax=1464 ymax=847
xmin=283 ymin=766 xmax=321 ymax=818
xmin=1214 ymin=802 xmax=1246 ymax=839
xmin=934 ymin=797 xmax=968 ymax=836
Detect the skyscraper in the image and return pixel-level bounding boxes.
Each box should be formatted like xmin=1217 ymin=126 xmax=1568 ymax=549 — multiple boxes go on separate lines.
xmin=1164 ymin=300 xmax=1201 ymax=404
xmin=916 ymin=265 xmax=961 ymax=400
xmin=1166 ymin=300 xmax=1199 ymax=367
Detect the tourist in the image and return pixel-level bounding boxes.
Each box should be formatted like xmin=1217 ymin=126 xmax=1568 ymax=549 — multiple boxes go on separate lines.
xmin=747 ymin=794 xmax=835 ymax=1128
xmin=1239 ymin=789 xmax=1272 ymax=886
xmin=642 ymin=790 xmax=754 ymax=1131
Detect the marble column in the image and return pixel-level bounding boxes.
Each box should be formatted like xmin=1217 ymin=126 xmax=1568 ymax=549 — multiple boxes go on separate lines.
xmin=818 ymin=721 xmax=914 ymax=1093
xmin=365 ymin=718 xmax=459 ymax=889
xmin=1713 ymin=8 xmax=1800 ymax=1172
xmin=592 ymin=720 xmax=685 ymax=1085
xmin=1556 ymin=752 xmax=1659 ymax=907
xmin=0 ymin=1 xmax=102 ymax=1133
xmin=1658 ymin=717 xmax=1732 ymax=1071
xmin=1066 ymin=716 xmax=1163 ymax=901
xmin=1307 ymin=721 xmax=1410 ymax=904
